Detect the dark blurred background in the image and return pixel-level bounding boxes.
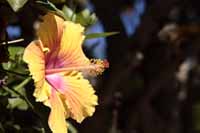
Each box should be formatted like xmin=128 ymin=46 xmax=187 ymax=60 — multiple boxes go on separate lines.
xmin=1 ymin=0 xmax=200 ymax=133
xmin=79 ymin=0 xmax=200 ymax=133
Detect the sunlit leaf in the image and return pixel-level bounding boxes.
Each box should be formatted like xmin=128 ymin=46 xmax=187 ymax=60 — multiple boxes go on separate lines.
xmin=2 ymin=46 xmax=24 ymax=70
xmin=62 ymin=5 xmax=75 ymax=21
xmin=85 ymin=32 xmax=119 ymax=39
xmin=81 ymin=9 xmax=90 ymax=18
xmin=6 ymin=0 xmax=28 ymax=12
xmin=13 ymin=124 xmax=21 ymax=131
xmin=7 ymin=97 xmax=28 ymax=110
xmin=7 ymin=85 xmax=29 ymax=110
xmin=12 ymin=86 xmax=26 ymax=97
xmin=8 ymin=46 xmax=24 ymax=60
xmin=75 ymin=9 xmax=97 ymax=26
xmin=67 ymin=122 xmax=78 ymax=133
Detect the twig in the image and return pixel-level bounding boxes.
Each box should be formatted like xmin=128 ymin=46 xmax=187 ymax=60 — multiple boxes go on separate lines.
xmin=1 ymin=38 xmax=24 ymax=45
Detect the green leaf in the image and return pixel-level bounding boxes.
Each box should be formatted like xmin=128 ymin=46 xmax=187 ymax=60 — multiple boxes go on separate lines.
xmin=36 ymin=0 xmax=57 ymax=11
xmin=89 ymin=13 xmax=98 ymax=25
xmin=12 ymin=86 xmax=26 ymax=97
xmin=81 ymin=9 xmax=90 ymax=18
xmin=36 ymin=0 xmax=67 ymax=20
xmin=62 ymin=5 xmax=75 ymax=21
xmin=8 ymin=46 xmax=24 ymax=60
xmin=2 ymin=46 xmax=24 ymax=70
xmin=7 ymin=97 xmax=28 ymax=110
xmin=85 ymin=32 xmax=119 ymax=39
xmin=50 ymin=0 xmax=66 ymax=3
xmin=13 ymin=124 xmax=21 ymax=131
xmin=6 ymin=0 xmax=28 ymax=12
xmin=75 ymin=9 xmax=97 ymax=26
xmin=67 ymin=122 xmax=78 ymax=133
xmin=0 ymin=87 xmax=9 ymax=96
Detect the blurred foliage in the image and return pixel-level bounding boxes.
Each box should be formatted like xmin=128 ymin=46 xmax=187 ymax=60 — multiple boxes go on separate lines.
xmin=6 ymin=0 xmax=28 ymax=12
xmin=62 ymin=6 xmax=98 ymax=26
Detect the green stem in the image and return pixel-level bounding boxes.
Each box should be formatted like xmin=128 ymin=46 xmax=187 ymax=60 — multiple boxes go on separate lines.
xmin=0 ymin=68 xmax=29 ymax=77
xmin=14 ymin=77 xmax=32 ymax=90
xmin=2 ymin=77 xmax=33 ymax=109
xmin=3 ymin=85 xmax=34 ymax=109
xmin=15 ymin=77 xmax=34 ymax=108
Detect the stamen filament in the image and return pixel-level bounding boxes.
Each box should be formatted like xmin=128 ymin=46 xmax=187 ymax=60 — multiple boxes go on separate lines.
xmin=46 ymin=65 xmax=100 ymax=75
xmin=45 ymin=59 xmax=109 ymax=76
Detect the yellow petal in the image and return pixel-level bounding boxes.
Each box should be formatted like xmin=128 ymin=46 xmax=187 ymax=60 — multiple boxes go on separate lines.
xmin=34 ymin=80 xmax=51 ymax=103
xmin=45 ymin=71 xmax=97 ymax=123
xmin=23 ymin=40 xmax=45 ymax=82
xmin=48 ymin=89 xmax=68 ymax=133
xmin=37 ymin=13 xmax=64 ymax=51
xmin=55 ymin=21 xmax=90 ymax=68
xmin=23 ymin=40 xmax=50 ymax=102
xmin=61 ymin=72 xmax=98 ymax=123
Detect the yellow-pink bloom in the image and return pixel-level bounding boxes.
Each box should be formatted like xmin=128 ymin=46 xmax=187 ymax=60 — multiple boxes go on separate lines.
xmin=23 ymin=13 xmax=108 ymax=133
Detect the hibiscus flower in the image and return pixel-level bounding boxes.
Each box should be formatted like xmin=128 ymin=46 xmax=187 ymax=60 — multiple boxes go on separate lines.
xmin=23 ymin=13 xmax=108 ymax=133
